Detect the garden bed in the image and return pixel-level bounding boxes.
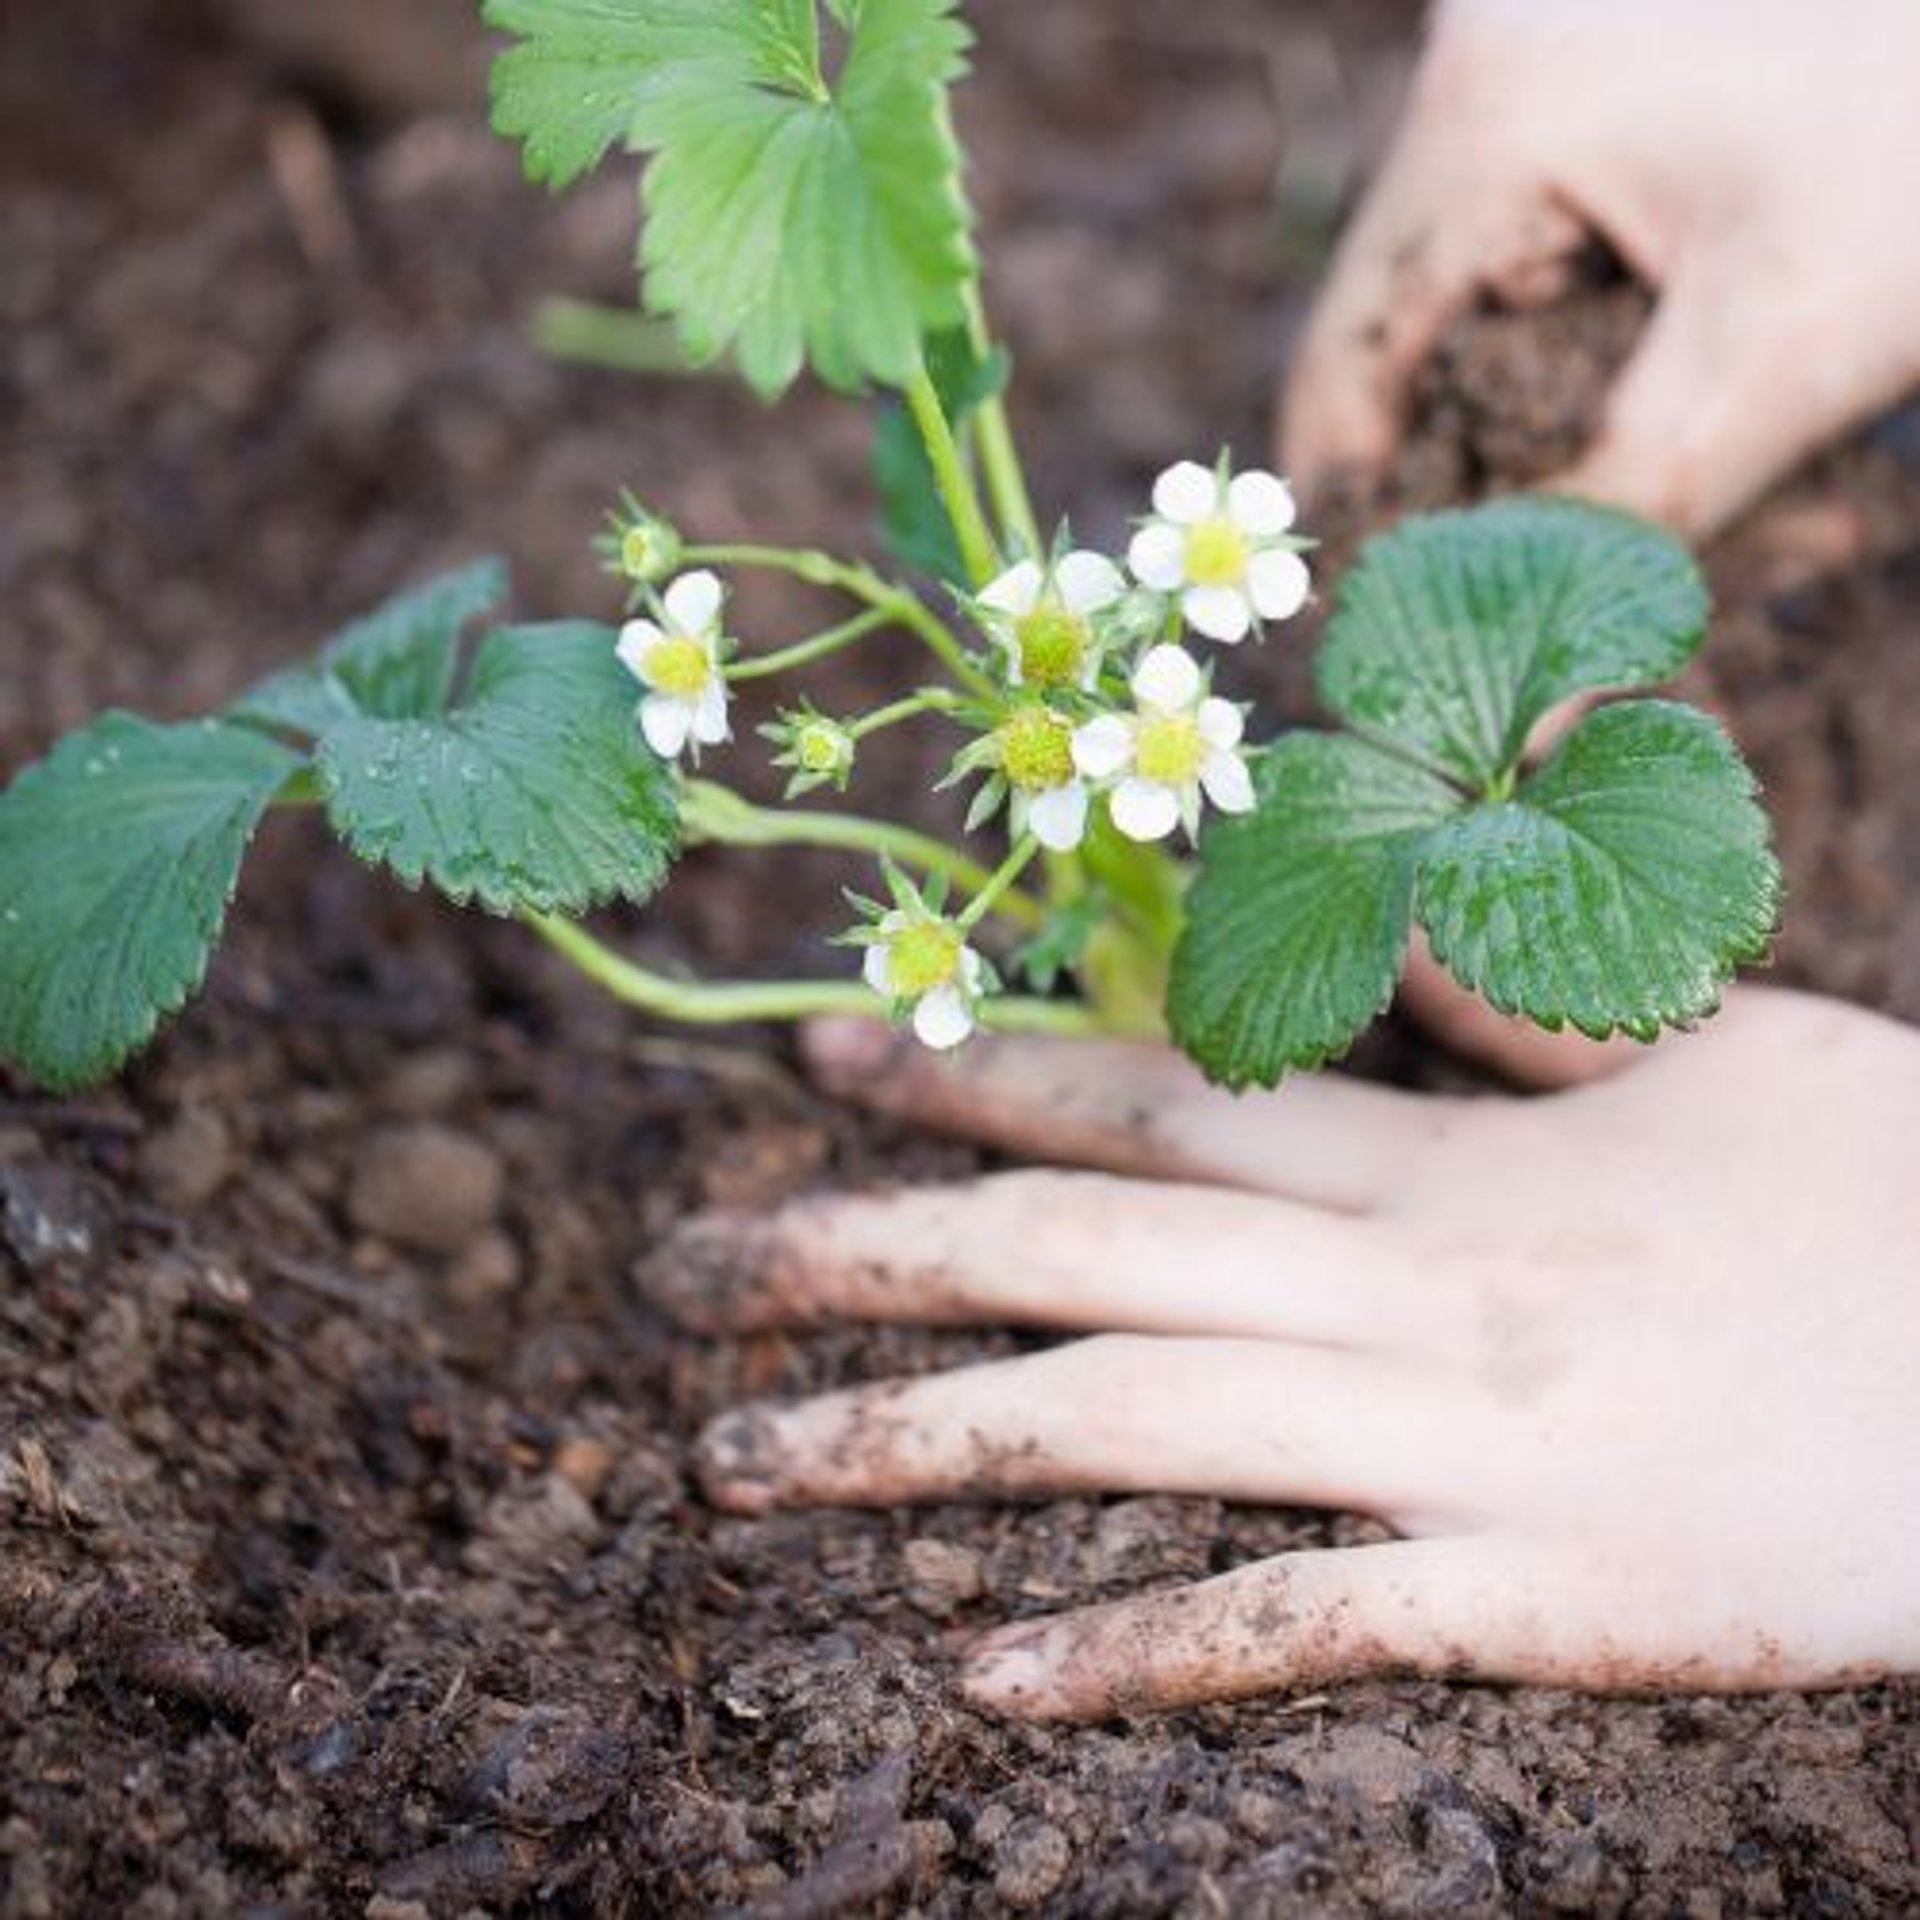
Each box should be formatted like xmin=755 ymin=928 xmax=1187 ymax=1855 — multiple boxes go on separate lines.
xmin=1 ymin=1 xmax=1915 ymax=1911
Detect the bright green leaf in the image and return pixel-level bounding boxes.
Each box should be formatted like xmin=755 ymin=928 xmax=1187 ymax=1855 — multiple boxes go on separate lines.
xmin=1168 ymin=735 xmax=1460 ymax=1087
xmin=486 ymin=0 xmax=977 ymax=395
xmin=234 ymin=559 xmax=508 ymax=736
xmin=0 ymin=716 xmax=301 ymax=1091
xmin=317 ymin=621 xmax=679 ymax=915
xmin=874 ymin=327 xmax=1009 ymax=582
xmin=1416 ymin=701 xmax=1781 ymax=1040
xmin=1318 ymin=499 xmax=1708 ymax=790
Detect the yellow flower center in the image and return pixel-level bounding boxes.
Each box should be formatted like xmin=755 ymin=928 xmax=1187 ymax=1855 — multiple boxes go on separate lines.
xmin=1013 ymin=602 xmax=1091 ymax=689
xmin=1183 ymin=515 xmax=1248 ymax=588
xmin=997 ymin=706 xmax=1074 ymax=792
xmin=796 ymin=723 xmax=847 ymax=774
xmin=645 ymin=636 xmax=711 ymax=699
xmin=1134 ymin=713 xmax=1203 ymax=786
xmin=620 ymin=527 xmax=659 ymax=579
xmin=887 ymin=921 xmax=963 ymax=998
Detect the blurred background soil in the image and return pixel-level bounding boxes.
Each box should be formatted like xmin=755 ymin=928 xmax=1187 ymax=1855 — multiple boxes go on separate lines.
xmin=1 ymin=1 xmax=1916 ymax=1913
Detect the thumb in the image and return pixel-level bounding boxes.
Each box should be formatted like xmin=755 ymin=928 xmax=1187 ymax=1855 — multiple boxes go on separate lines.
xmin=1282 ymin=98 xmax=1581 ymax=493
xmin=1548 ymin=263 xmax=1894 ymax=540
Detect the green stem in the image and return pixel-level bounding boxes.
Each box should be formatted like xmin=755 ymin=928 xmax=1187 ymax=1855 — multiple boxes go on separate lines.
xmin=903 ymin=365 xmax=1001 ymax=589
xmin=847 ymin=689 xmax=963 ymax=741
xmin=958 ymin=835 xmax=1041 ymax=932
xmin=725 ymin=608 xmax=892 ymax=682
xmin=965 ymin=292 xmax=1042 ymax=559
xmin=679 ymin=542 xmax=993 ymax=696
xmin=526 ymin=912 xmax=1099 ymax=1036
xmin=680 ymin=779 xmax=1046 ymax=931
xmin=534 ymin=298 xmax=693 ymax=377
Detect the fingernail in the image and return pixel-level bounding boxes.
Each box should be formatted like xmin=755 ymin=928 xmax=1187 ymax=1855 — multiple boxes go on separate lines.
xmin=800 ymin=1015 xmax=903 ymax=1093
xmin=959 ymin=1628 xmax=1057 ymax=1713
xmin=694 ymin=1406 xmax=788 ymax=1515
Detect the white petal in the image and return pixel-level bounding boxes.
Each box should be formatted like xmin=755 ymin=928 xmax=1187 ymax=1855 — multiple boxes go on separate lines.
xmin=977 ymin=558 xmax=1042 ymax=617
xmin=691 ymin=680 xmax=731 ymax=744
xmin=959 ymin=947 xmax=985 ymax=992
xmin=1201 ymin=750 xmax=1256 ymax=815
xmin=1247 ymin=547 xmax=1312 ymax=622
xmin=1131 ymin=643 xmax=1202 ymax=712
xmin=615 ymin=619 xmax=663 ymax=679
xmin=912 ymin=985 xmax=975 ymax=1051
xmin=1054 ymin=550 xmax=1125 ymax=615
xmin=862 ymin=943 xmax=894 ymax=995
xmin=1183 ymin=584 xmax=1254 ymax=644
xmin=663 ymin=569 xmax=724 ymax=635
xmin=1071 ymin=713 xmax=1135 ymax=780
xmin=1196 ymin=696 xmax=1244 ymax=750
xmin=1109 ymin=776 xmax=1182 ymax=843
xmin=1228 ymin=470 xmax=1297 ymax=537
xmin=1151 ymin=460 xmax=1218 ymax=526
xmin=1027 ymin=781 xmax=1089 ymax=852
xmin=1126 ymin=522 xmax=1187 ymax=592
xmin=640 ymin=694 xmax=693 ymax=759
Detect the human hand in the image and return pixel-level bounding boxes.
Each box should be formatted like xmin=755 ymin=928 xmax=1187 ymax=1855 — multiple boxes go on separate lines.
xmin=1283 ymin=0 xmax=1920 ymax=538
xmin=644 ymin=991 xmax=1920 ymax=1721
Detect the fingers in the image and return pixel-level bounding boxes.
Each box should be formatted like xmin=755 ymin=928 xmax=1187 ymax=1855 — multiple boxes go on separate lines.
xmin=960 ymin=1536 xmax=1522 ymax=1719
xmin=1281 ymin=61 xmax=1581 ymax=491
xmin=802 ymin=1018 xmax=1461 ymax=1211
xmin=1399 ymin=933 xmax=1636 ymax=1091
xmin=1547 ymin=263 xmax=1900 ymax=540
xmin=641 ymin=1171 xmax=1422 ymax=1342
xmin=697 ymin=1334 xmax=1456 ymax=1516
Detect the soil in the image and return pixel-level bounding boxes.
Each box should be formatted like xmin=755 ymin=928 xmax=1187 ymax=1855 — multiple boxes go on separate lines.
xmin=2 ymin=2 xmax=1917 ymax=1914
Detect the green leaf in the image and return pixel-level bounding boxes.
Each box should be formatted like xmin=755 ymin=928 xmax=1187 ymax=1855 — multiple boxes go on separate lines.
xmin=1318 ymin=498 xmax=1708 ymax=790
xmin=1416 ymin=701 xmax=1781 ymax=1040
xmin=317 ymin=621 xmax=679 ymax=915
xmin=234 ymin=559 xmax=507 ymax=736
xmin=874 ymin=326 xmax=1009 ymax=582
xmin=485 ymin=0 xmax=977 ymax=395
xmin=1168 ymin=735 xmax=1460 ymax=1088
xmin=0 ymin=716 xmax=301 ymax=1091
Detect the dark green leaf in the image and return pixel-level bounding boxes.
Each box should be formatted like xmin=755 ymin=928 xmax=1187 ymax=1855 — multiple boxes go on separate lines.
xmin=1168 ymin=734 xmax=1459 ymax=1087
xmin=234 ymin=559 xmax=507 ymax=736
xmin=1416 ymin=701 xmax=1781 ymax=1039
xmin=1318 ymin=498 xmax=1707 ymax=790
xmin=0 ymin=716 xmax=301 ymax=1091
xmin=486 ymin=0 xmax=977 ymax=396
xmin=874 ymin=327 xmax=1009 ymax=583
xmin=317 ymin=621 xmax=679 ymax=915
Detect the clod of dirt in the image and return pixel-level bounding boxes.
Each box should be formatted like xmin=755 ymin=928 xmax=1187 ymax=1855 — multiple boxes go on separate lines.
xmin=0 ymin=1161 xmax=114 ymax=1278
xmin=138 ymin=1107 xmax=235 ymax=1211
xmin=345 ymin=1121 xmax=503 ymax=1258
xmin=991 ymin=1817 xmax=1076 ymax=1909
xmin=902 ymin=1537 xmax=986 ymax=1618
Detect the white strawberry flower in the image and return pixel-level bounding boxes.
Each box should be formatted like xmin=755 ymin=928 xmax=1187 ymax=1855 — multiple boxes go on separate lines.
xmin=861 ymin=909 xmax=988 ymax=1051
xmin=1127 ymin=459 xmax=1312 ymax=643
xmin=975 ymin=548 xmax=1126 ymax=692
xmin=616 ymin=569 xmax=732 ymax=761
xmin=1071 ymin=644 xmax=1255 ymax=843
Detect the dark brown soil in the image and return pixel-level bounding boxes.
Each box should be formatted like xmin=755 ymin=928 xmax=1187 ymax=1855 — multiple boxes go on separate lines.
xmin=2 ymin=3 xmax=1916 ymax=1914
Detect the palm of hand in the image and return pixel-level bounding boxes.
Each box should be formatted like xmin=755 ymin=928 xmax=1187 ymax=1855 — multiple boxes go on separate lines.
xmin=643 ymin=992 xmax=1920 ymax=1720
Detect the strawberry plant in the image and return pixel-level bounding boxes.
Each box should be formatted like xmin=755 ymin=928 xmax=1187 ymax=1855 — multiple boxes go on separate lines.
xmin=0 ymin=0 xmax=1780 ymax=1094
